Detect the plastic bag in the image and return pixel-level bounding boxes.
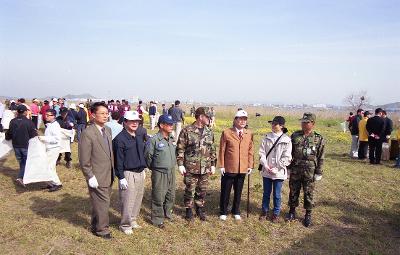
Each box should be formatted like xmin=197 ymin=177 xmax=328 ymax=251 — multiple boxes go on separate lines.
xmin=0 ymin=133 xmax=13 ymax=160
xmin=23 ymin=137 xmax=59 ymax=184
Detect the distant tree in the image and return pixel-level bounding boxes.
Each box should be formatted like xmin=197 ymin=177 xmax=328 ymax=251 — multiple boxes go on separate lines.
xmin=343 ymin=90 xmax=370 ymax=111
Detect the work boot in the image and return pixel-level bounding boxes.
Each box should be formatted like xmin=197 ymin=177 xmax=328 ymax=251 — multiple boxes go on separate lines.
xmin=285 ymin=207 xmax=296 ymax=222
xmin=196 ymin=206 xmax=206 ymax=221
xmin=66 ymin=161 xmax=72 ymax=169
xmin=304 ymin=210 xmax=312 ymax=227
xmin=185 ymin=208 xmax=193 ymax=221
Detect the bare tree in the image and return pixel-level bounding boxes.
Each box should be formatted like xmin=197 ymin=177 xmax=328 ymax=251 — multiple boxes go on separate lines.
xmin=343 ymin=90 xmax=370 ymax=112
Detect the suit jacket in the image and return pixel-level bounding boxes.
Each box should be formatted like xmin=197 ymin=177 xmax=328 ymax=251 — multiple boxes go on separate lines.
xmin=79 ymin=124 xmax=114 ymax=187
xmin=218 ymin=127 xmax=254 ymax=174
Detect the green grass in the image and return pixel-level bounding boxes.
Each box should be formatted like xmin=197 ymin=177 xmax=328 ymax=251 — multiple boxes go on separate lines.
xmin=1 ymin=108 xmax=400 ymax=255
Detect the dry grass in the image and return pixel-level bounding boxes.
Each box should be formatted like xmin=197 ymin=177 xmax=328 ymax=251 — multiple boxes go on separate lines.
xmin=0 ymin=106 xmax=399 ymax=255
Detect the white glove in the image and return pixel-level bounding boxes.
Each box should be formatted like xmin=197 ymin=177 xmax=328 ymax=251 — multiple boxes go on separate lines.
xmin=211 ymin=166 xmax=216 ymax=175
xmin=179 ymin=165 xmax=186 ymax=175
xmin=220 ymin=168 xmax=225 ymax=176
xmin=119 ymin=178 xmax=128 ymax=190
xmin=314 ymin=174 xmax=322 ymax=181
xmin=88 ymin=176 xmax=99 ymax=189
xmin=247 ymin=168 xmax=253 ymax=175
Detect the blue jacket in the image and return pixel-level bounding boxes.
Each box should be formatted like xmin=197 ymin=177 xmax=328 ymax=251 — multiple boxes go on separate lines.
xmin=112 ymin=128 xmax=147 ymax=179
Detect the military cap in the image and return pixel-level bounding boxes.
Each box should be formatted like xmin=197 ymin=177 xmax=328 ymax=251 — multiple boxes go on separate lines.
xmin=195 ymin=107 xmax=212 ymax=118
xmin=299 ymin=112 xmax=316 ymax=122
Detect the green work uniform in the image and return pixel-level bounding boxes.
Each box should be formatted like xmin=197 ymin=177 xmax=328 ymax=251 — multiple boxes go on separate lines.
xmin=145 ymin=132 xmax=177 ymax=225
xmin=288 ymin=130 xmax=325 ymax=210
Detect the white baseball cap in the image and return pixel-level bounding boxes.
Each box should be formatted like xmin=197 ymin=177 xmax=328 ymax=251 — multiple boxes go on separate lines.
xmin=235 ymin=110 xmax=248 ymax=118
xmin=78 ymin=103 xmax=85 ymax=108
xmin=69 ymin=103 xmax=76 ymax=109
xmin=52 ymin=98 xmax=58 ymax=102
xmin=124 ymin=111 xmax=141 ymax=121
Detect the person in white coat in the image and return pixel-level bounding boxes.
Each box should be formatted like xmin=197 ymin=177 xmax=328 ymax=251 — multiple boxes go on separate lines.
xmin=259 ymin=116 xmax=292 ymax=222
xmin=38 ymin=109 xmax=63 ymax=192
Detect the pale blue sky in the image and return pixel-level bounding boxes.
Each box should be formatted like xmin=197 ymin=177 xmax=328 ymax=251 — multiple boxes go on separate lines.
xmin=1 ymin=0 xmax=399 ymax=105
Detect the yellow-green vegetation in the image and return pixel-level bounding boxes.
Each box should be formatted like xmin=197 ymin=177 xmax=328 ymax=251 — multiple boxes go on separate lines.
xmin=0 ymin=107 xmax=399 ymax=255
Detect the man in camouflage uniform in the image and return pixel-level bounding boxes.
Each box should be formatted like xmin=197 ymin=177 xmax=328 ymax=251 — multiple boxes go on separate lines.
xmin=286 ymin=113 xmax=325 ymax=227
xmin=176 ymin=107 xmax=217 ymax=221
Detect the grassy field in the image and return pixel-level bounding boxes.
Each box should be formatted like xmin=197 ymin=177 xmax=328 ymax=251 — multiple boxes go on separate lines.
xmin=0 ymin=106 xmax=399 ymax=255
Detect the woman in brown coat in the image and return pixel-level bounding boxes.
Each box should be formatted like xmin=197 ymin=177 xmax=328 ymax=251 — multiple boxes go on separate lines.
xmin=218 ymin=110 xmax=254 ymax=220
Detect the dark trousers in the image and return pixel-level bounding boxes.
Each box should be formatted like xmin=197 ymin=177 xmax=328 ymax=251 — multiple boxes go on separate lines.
xmin=358 ymin=141 xmax=369 ymax=159
xmin=219 ymin=173 xmax=246 ymax=215
xmin=368 ymin=137 xmax=383 ymax=164
xmin=31 ymin=116 xmax=38 ymax=128
xmin=58 ymin=152 xmax=72 ymax=163
xmin=76 ymin=124 xmax=86 ymax=142
xmin=14 ymin=148 xmax=28 ymax=179
xmin=89 ymin=186 xmax=111 ymax=236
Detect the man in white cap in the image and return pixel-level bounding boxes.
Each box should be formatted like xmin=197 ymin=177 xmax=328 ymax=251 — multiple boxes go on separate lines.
xmin=112 ymin=111 xmax=147 ymax=234
xmin=218 ymin=110 xmax=254 ymax=221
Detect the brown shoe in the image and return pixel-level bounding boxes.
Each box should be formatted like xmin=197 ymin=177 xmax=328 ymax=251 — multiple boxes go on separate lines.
xmin=259 ymin=211 xmax=268 ymax=221
xmin=271 ymin=214 xmax=279 ymax=223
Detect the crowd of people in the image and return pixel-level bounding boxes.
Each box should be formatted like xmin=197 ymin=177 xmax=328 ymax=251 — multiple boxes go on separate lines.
xmin=14 ymin=96 xmax=400 ymax=240
xmin=346 ymin=108 xmax=400 ymax=167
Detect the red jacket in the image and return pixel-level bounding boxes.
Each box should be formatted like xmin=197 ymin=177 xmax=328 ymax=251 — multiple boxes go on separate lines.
xmin=40 ymin=104 xmax=50 ymax=120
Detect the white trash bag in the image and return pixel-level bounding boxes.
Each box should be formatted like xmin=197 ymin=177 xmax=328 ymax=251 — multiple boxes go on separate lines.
xmin=0 ymin=133 xmax=13 ymax=160
xmin=23 ymin=137 xmax=59 ymax=184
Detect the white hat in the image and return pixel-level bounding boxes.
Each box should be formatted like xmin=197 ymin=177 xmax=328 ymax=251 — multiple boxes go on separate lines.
xmin=78 ymin=103 xmax=85 ymax=108
xmin=10 ymin=100 xmax=15 ymax=103
xmin=52 ymin=98 xmax=58 ymax=101
xmin=235 ymin=110 xmax=248 ymax=118
xmin=69 ymin=103 xmax=76 ymax=109
xmin=124 ymin=111 xmax=141 ymax=121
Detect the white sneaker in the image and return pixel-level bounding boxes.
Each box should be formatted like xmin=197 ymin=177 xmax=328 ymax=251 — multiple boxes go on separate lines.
xmin=120 ymin=228 xmax=133 ymax=235
xmin=219 ymin=215 xmax=227 ymax=221
xmin=234 ymin=214 xmax=241 ymax=220
xmin=132 ymin=221 xmax=142 ymax=229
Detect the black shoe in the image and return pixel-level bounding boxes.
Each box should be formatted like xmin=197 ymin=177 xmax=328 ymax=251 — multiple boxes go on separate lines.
xmin=259 ymin=211 xmax=268 ymax=221
xmin=66 ymin=161 xmax=72 ymax=169
xmin=196 ymin=206 xmax=206 ymax=221
xmin=285 ymin=209 xmax=296 ymax=222
xmin=48 ymin=185 xmax=62 ymax=192
xmin=95 ymin=233 xmax=112 ymax=239
xmin=304 ymin=212 xmax=312 ymax=227
xmin=185 ymin=208 xmax=193 ymax=221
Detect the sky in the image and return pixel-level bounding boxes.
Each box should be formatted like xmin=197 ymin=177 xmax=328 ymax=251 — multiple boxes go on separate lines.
xmin=0 ymin=0 xmax=399 ymax=105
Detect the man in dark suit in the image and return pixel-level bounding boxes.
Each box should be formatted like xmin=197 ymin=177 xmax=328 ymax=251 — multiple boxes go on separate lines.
xmin=79 ymin=102 xmax=114 ymax=239
xmin=366 ymin=108 xmax=385 ymax=165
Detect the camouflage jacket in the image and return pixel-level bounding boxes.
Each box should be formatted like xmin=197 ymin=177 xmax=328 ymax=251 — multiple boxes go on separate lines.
xmin=288 ymin=130 xmax=325 ymax=180
xmin=176 ymin=123 xmax=217 ymax=174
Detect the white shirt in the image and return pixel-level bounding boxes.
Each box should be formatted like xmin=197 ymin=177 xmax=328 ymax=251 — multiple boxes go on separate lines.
xmin=42 ymin=120 xmax=61 ymax=149
xmin=235 ymin=127 xmax=244 ymax=137
xmin=0 ymin=102 xmax=4 ymax=118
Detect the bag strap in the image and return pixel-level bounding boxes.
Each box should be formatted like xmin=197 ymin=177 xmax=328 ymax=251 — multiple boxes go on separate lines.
xmin=265 ymin=133 xmax=284 ymax=160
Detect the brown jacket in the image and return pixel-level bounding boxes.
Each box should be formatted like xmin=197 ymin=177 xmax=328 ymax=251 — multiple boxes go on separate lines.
xmin=79 ymin=124 xmax=114 ymax=187
xmin=218 ymin=128 xmax=254 ymax=173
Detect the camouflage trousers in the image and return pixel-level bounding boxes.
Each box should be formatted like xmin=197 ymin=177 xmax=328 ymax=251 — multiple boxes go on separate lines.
xmin=183 ymin=173 xmax=209 ymax=208
xmin=288 ymin=177 xmax=315 ymax=210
